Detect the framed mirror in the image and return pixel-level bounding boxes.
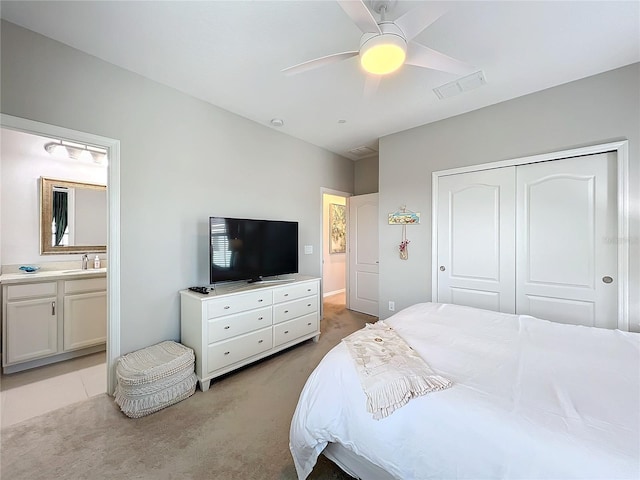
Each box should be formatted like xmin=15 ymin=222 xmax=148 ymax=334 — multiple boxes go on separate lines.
xmin=40 ymin=177 xmax=107 ymax=254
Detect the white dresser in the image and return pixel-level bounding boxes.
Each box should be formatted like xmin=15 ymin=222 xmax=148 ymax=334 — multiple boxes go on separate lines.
xmin=180 ymin=276 xmax=320 ymax=391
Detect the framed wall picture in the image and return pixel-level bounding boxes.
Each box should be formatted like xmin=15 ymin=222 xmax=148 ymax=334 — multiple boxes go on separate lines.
xmin=329 ymin=203 xmax=346 ymax=254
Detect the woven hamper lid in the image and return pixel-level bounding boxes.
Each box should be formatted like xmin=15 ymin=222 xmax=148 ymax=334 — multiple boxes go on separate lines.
xmin=116 ymin=341 xmax=195 ymax=386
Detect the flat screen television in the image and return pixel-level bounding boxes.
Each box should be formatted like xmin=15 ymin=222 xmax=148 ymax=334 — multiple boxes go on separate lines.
xmin=209 ymin=217 xmax=298 ymax=284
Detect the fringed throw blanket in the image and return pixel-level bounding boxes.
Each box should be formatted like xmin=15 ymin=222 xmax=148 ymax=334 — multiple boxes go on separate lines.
xmin=342 ymin=321 xmax=451 ymax=420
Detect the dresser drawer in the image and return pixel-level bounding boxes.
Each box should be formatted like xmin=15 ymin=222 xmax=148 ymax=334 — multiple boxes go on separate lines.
xmin=206 ymin=290 xmax=273 ymax=319
xmin=207 ymin=327 xmax=273 ymax=372
xmin=64 ymin=277 xmax=107 ymax=294
xmin=273 ymin=296 xmax=317 ymax=324
xmin=273 ymin=313 xmax=318 ymax=347
xmin=273 ymin=282 xmax=319 ymax=304
xmin=207 ymin=306 xmax=272 ymax=343
xmin=6 ymin=282 xmax=57 ymax=301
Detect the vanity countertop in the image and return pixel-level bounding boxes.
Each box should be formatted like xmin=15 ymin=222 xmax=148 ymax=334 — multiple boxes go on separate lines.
xmin=0 ymin=268 xmax=107 ymax=285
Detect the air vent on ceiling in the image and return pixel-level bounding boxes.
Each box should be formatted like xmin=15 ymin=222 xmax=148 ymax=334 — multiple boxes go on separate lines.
xmin=433 ymin=70 xmax=487 ymax=100
xmin=348 ymin=146 xmax=378 ymax=158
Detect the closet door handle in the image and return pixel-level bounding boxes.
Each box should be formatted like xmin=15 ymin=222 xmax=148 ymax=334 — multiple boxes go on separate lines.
xmin=51 ymin=301 xmax=56 ymax=315
xmin=439 ymin=266 xmax=446 ymax=271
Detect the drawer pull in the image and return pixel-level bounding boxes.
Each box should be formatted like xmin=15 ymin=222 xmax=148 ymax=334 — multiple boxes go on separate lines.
xmin=258 ymin=299 xmax=263 ymax=302
xmin=307 ymin=322 xmax=312 ymax=326
xmin=284 ymin=293 xmax=289 ymax=297
xmin=284 ymin=310 xmax=289 ymax=314
xmin=224 ymin=351 xmax=230 ymax=355
xmin=258 ymin=316 xmax=264 ymax=320
xmin=224 ymin=325 xmax=230 ymax=330
xmin=258 ymin=339 xmax=263 ymax=344
xmin=307 ymin=304 xmax=311 ymax=307
xmin=284 ymin=330 xmax=289 ymax=334
xmin=224 ymin=306 xmax=230 ymax=310
xmin=307 ymin=288 xmax=311 ymax=292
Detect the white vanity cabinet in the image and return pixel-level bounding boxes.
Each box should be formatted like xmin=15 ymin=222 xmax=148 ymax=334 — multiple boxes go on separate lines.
xmin=181 ymin=276 xmax=320 ymax=392
xmin=1 ymin=272 xmax=107 ymax=373
xmin=4 ymin=282 xmax=58 ymax=364
xmin=63 ymin=277 xmax=107 ymax=351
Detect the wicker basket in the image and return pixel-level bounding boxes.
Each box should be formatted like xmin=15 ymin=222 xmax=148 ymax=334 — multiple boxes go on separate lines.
xmin=115 ymin=341 xmax=197 ymax=418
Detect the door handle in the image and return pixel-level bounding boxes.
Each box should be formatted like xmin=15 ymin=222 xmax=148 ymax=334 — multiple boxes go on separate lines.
xmin=440 ymin=266 xmax=446 ymax=271
xmin=602 ymin=276 xmax=613 ymax=284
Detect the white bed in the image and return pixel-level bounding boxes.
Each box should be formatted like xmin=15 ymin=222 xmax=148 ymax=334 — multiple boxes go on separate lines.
xmin=290 ymin=303 xmax=640 ymax=480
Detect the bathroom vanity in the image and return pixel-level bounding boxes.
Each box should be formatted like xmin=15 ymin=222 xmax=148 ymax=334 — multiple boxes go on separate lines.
xmin=1 ymin=268 xmax=107 ymax=373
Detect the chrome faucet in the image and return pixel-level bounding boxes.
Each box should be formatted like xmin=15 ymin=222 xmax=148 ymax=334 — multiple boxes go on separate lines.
xmin=81 ymin=254 xmax=89 ymax=270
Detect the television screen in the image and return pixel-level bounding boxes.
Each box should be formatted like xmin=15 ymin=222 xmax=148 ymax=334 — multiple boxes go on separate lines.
xmin=209 ymin=217 xmax=298 ymax=284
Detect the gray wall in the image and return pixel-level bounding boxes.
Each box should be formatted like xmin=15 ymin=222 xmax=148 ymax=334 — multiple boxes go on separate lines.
xmin=379 ymin=63 xmax=640 ymax=331
xmin=354 ymin=156 xmax=379 ymax=195
xmin=1 ymin=21 xmax=354 ymax=354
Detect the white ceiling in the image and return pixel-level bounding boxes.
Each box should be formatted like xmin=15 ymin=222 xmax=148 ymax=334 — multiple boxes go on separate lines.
xmin=2 ymin=1 xmax=639 ymax=160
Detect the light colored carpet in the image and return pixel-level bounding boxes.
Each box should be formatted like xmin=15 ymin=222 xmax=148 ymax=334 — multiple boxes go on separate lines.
xmin=1 ymin=298 xmax=375 ymax=480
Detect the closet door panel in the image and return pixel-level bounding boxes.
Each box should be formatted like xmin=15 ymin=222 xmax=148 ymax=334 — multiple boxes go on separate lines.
xmin=437 ymin=167 xmax=516 ymax=313
xmin=516 ymin=153 xmax=617 ymax=328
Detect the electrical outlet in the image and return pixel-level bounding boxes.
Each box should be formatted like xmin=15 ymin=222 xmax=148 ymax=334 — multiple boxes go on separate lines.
xmin=388 ymin=301 xmax=395 ymax=311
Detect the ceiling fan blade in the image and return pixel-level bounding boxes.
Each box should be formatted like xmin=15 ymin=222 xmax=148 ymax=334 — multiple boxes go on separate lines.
xmin=337 ymin=0 xmax=381 ymax=34
xmin=363 ymin=74 xmax=381 ymax=99
xmin=394 ymin=3 xmax=449 ymax=41
xmin=405 ymin=42 xmax=476 ymax=75
xmin=282 ymin=51 xmax=359 ymax=76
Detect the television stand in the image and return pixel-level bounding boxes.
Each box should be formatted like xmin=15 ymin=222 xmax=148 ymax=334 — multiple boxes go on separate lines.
xmin=180 ymin=275 xmax=321 ymax=392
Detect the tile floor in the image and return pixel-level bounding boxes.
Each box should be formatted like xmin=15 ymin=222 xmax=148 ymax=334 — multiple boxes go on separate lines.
xmin=0 ymin=351 xmax=107 ymax=429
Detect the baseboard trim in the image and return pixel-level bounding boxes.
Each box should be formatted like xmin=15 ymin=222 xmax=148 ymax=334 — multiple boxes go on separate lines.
xmin=323 ymin=288 xmax=345 ymax=298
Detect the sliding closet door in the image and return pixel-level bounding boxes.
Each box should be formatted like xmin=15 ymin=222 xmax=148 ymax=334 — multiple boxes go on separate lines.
xmin=437 ymin=167 xmax=516 ymax=313
xmin=516 ymin=153 xmax=617 ymax=328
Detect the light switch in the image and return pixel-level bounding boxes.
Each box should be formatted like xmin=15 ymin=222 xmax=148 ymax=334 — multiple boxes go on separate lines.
xmin=304 ymin=245 xmax=313 ymax=255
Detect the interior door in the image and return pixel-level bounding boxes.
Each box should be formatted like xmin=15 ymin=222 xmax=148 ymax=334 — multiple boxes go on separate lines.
xmin=437 ymin=168 xmax=516 ymax=313
xmin=348 ymin=193 xmax=379 ymax=316
xmin=516 ymin=152 xmax=617 ymax=328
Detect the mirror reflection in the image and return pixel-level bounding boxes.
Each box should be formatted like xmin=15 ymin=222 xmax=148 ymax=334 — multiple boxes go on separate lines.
xmin=40 ymin=177 xmax=107 ymax=254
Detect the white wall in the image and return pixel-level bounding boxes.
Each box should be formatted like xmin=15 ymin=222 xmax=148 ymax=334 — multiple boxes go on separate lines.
xmin=354 ymin=156 xmax=379 ymax=195
xmin=0 ymin=128 xmax=107 ymax=265
xmin=379 ymin=63 xmax=640 ymax=332
xmin=322 ymin=194 xmax=347 ymax=296
xmin=0 ymin=21 xmax=354 ymax=354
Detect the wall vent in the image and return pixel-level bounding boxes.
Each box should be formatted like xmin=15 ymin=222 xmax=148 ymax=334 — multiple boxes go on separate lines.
xmin=434 ymin=70 xmax=487 ymax=100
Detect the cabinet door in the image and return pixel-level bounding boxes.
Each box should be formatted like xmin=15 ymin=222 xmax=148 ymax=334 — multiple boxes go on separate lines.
xmin=6 ymin=297 xmax=58 ymax=364
xmin=63 ymin=291 xmax=107 ymax=351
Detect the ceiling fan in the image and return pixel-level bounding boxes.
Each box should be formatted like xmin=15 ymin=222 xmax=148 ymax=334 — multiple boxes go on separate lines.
xmin=282 ymin=0 xmax=476 ymax=83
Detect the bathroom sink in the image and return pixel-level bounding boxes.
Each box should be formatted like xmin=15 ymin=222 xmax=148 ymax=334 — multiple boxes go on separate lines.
xmin=61 ymin=268 xmax=107 ymax=274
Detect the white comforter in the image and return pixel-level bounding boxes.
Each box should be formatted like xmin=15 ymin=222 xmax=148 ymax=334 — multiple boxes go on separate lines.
xmin=290 ymin=303 xmax=640 ymax=479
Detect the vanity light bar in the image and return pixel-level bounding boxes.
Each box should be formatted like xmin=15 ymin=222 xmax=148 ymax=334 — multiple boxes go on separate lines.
xmin=44 ymin=140 xmax=108 ymax=165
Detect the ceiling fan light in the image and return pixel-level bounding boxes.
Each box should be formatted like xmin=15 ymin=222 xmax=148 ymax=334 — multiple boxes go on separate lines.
xmin=360 ymin=34 xmax=406 ymax=75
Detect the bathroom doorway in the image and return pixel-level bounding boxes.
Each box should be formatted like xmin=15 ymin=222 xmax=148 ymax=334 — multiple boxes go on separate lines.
xmin=0 ymin=115 xmax=120 ymax=427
